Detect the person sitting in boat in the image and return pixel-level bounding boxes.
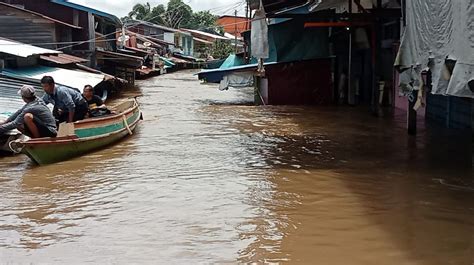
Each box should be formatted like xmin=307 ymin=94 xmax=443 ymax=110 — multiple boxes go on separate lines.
xmin=0 ymin=85 xmax=57 ymax=138
xmin=40 ymin=76 xmax=89 ymax=123
xmin=83 ymin=85 xmax=105 ymax=109
xmin=82 ymin=85 xmax=111 ymax=118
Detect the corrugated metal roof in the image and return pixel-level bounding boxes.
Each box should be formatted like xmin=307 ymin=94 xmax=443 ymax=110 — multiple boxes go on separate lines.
xmin=130 ymin=31 xmax=174 ymax=47
xmin=310 ymin=0 xmax=345 ymax=11
xmin=51 ymin=0 xmax=122 ymax=25
xmin=40 ymin=53 xmax=88 ymax=64
xmin=96 ymin=49 xmax=144 ymax=60
xmin=0 ymin=75 xmax=45 ymax=114
xmin=193 ymin=37 xmax=213 ymax=45
xmin=310 ymin=0 xmax=376 ymax=12
xmin=224 ymin=32 xmax=243 ymax=41
xmin=2 ymin=66 xmax=107 ymax=93
xmin=181 ymin=29 xmax=229 ymax=41
xmin=129 ymin=20 xmax=178 ymax=33
xmin=0 ymin=2 xmax=82 ymax=29
xmin=0 ymin=38 xmax=61 ymax=58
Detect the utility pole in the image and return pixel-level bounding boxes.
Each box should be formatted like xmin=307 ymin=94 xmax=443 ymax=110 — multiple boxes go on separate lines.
xmin=234 ymin=9 xmax=238 ymax=54
xmin=243 ymin=0 xmax=248 ymax=61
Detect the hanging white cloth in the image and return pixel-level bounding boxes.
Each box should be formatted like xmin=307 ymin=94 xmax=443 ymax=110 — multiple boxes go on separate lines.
xmin=251 ymin=0 xmax=269 ymax=60
xmin=395 ymin=0 xmax=474 ymax=98
xmin=219 ymin=72 xmax=254 ymax=91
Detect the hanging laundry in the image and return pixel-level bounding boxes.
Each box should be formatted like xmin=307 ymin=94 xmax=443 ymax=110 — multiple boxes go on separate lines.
xmin=251 ymin=1 xmax=269 ymax=60
xmin=219 ymin=72 xmax=254 ymax=91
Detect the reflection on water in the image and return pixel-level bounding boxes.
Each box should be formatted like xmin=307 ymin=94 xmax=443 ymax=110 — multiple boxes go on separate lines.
xmin=0 ymin=70 xmax=472 ymax=264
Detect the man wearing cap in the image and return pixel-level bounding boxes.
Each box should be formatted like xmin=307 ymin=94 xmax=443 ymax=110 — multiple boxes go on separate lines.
xmin=40 ymin=76 xmax=88 ymax=123
xmin=0 ymin=85 xmax=57 ymax=138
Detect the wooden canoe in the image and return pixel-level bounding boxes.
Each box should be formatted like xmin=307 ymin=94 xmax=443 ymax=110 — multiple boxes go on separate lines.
xmin=19 ymin=99 xmax=142 ymax=165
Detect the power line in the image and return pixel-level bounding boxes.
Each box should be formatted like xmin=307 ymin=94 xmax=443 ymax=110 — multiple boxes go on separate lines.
xmin=0 ymin=2 xmax=256 ymax=48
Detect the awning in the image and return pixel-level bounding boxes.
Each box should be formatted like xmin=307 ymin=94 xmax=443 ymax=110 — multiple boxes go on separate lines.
xmin=0 ymin=38 xmax=61 ymax=58
xmin=133 ymin=32 xmax=175 ymax=47
xmin=96 ymin=49 xmax=143 ymax=68
xmin=0 ymin=2 xmax=81 ymax=29
xmin=198 ymin=63 xmax=259 ymax=83
xmin=181 ymin=29 xmax=229 ymax=41
xmin=3 ymin=66 xmax=107 ymax=93
xmin=160 ymin=56 xmax=176 ymax=67
xmin=40 ymin=53 xmax=88 ymax=65
xmin=193 ymin=37 xmax=213 ymax=45
xmin=0 ymin=74 xmax=47 ymax=118
xmin=51 ymin=0 xmax=122 ymax=25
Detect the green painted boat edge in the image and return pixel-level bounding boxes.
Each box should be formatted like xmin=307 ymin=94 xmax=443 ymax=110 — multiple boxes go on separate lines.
xmin=22 ymin=100 xmax=142 ymax=165
xmin=75 ymin=111 xmax=141 ymax=138
xmin=24 ymin=116 xmax=140 ymax=165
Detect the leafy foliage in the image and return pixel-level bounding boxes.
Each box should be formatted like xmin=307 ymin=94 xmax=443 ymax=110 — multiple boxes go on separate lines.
xmin=211 ymin=40 xmax=234 ymax=59
xmin=164 ymin=0 xmax=193 ymax=28
xmin=125 ymin=0 xmax=221 ymax=32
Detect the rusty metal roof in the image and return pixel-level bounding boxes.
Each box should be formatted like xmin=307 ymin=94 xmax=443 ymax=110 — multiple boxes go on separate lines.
xmin=250 ymin=0 xmax=309 ymax=13
xmin=3 ymin=66 xmax=107 ymax=93
xmin=310 ymin=0 xmax=347 ymax=11
xmin=0 ymin=2 xmax=82 ymax=29
xmin=0 ymin=37 xmax=61 ymax=58
xmin=40 ymin=53 xmax=88 ymax=64
xmin=180 ymin=29 xmax=229 ymax=41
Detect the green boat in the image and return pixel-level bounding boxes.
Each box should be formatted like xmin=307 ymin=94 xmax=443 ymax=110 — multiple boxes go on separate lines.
xmin=16 ymin=99 xmax=142 ymax=165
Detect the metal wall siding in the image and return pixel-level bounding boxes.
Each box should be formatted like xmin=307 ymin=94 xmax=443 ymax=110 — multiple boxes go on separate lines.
xmin=426 ymin=94 xmax=473 ymax=129
xmin=0 ymin=75 xmax=45 ymax=113
xmin=0 ymin=9 xmax=56 ymax=49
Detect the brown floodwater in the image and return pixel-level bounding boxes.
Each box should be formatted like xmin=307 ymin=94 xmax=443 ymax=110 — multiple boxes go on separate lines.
xmin=0 ymin=70 xmax=473 ymax=264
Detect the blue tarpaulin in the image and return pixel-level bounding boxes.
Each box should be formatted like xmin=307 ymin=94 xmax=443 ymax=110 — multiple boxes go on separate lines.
xmin=198 ymin=15 xmax=329 ymax=83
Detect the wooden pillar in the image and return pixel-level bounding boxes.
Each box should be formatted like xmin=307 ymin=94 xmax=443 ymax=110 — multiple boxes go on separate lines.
xmin=471 ymin=98 xmax=474 ymax=132
xmin=87 ymin=12 xmax=96 ymax=68
xmin=371 ymin=25 xmax=377 ymax=114
xmin=407 ymin=89 xmax=417 ymax=135
xmin=254 ymin=76 xmax=268 ymax=105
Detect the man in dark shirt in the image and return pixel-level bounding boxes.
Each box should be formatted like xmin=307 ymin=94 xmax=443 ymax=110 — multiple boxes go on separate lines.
xmin=0 ymin=85 xmax=57 ymax=138
xmin=41 ymin=76 xmax=88 ymax=123
xmin=83 ymin=85 xmax=105 ymax=109
xmin=82 ymin=85 xmax=111 ymax=118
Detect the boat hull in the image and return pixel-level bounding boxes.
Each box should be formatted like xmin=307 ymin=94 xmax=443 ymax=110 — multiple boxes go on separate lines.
xmin=22 ymin=100 xmax=141 ymax=165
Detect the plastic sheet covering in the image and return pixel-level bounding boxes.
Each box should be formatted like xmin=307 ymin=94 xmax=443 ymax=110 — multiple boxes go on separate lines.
xmin=219 ymin=54 xmax=246 ymax=69
xmin=0 ymin=75 xmax=44 ymax=115
xmin=251 ymin=1 xmax=269 ymax=59
xmin=3 ymin=66 xmax=106 ymax=93
xmin=218 ymin=72 xmax=254 ymax=91
xmin=395 ymin=0 xmax=474 ymax=98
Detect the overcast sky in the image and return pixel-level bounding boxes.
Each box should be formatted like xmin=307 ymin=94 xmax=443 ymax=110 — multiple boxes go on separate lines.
xmin=69 ymin=0 xmax=246 ymax=18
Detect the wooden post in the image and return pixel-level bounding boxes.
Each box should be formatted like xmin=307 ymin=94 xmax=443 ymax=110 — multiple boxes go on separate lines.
xmin=407 ymin=90 xmax=417 ymax=135
xmin=348 ymin=29 xmax=353 ymax=105
xmin=371 ymin=25 xmax=377 ymax=113
xmin=87 ymin=12 xmax=96 ymax=68
xmin=236 ymin=10 xmax=240 ymax=54
xmin=471 ymin=98 xmax=474 ymax=132
xmin=446 ymin=96 xmax=451 ymax=128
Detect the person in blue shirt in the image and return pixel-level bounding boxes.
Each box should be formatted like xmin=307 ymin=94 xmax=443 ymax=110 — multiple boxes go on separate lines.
xmin=0 ymin=85 xmax=57 ymax=138
xmin=40 ymin=76 xmax=88 ymax=123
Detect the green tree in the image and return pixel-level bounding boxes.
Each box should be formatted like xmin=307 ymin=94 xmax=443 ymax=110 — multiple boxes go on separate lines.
xmin=128 ymin=3 xmax=152 ymax=20
xmin=127 ymin=2 xmax=165 ymax=24
xmin=125 ymin=0 xmax=224 ymax=33
xmin=211 ymin=40 xmax=233 ymax=59
xmin=149 ymin=4 xmax=166 ymax=25
xmin=163 ymin=0 xmax=193 ymax=29
xmin=188 ymin=11 xmax=217 ymax=30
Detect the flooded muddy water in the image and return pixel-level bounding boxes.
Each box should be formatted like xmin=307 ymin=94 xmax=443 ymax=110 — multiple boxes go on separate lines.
xmin=0 ymin=70 xmax=472 ymax=264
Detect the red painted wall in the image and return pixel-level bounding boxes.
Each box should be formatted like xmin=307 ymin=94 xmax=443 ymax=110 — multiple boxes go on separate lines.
xmin=217 ymin=16 xmax=249 ymax=37
xmin=266 ymin=59 xmax=333 ymax=105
